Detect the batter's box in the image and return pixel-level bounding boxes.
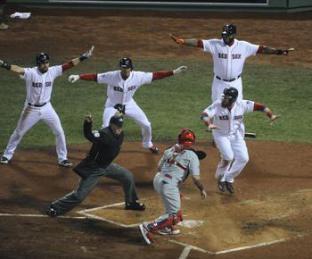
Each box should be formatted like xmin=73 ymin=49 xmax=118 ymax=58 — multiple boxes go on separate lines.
xmin=78 ymin=189 xmax=312 ymax=253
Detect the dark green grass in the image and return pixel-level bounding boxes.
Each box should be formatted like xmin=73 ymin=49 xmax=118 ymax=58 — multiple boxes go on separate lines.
xmin=0 ymin=59 xmax=311 ymax=150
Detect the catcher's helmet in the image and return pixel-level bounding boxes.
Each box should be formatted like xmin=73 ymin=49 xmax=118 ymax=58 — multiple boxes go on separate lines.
xmin=119 ymin=57 xmax=133 ymax=69
xmin=36 ymin=52 xmax=50 ymax=66
xmin=223 ymin=87 xmax=238 ymax=103
xmin=178 ymin=128 xmax=196 ymax=148
xmin=222 ymin=24 xmax=237 ymax=37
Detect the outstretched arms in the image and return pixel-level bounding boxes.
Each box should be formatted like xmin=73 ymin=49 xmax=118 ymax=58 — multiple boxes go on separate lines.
xmin=62 ymin=46 xmax=95 ymax=72
xmin=170 ymin=34 xmax=204 ymax=48
xmin=152 ymin=65 xmax=187 ymax=81
xmin=0 ymin=59 xmax=25 ymax=74
xmin=257 ymin=46 xmax=294 ymax=55
xmin=253 ymin=102 xmax=280 ymax=124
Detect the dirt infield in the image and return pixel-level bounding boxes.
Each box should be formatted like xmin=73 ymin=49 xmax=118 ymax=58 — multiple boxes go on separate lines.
xmin=0 ymin=141 xmax=312 ymax=258
xmin=1 ymin=8 xmax=312 ymax=259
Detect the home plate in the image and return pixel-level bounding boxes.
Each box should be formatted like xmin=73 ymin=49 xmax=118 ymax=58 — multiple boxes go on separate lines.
xmin=78 ymin=189 xmax=312 ymax=253
xmin=178 ymin=220 xmax=204 ymax=228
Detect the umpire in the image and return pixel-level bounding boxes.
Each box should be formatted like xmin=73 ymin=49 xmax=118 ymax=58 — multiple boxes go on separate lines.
xmin=47 ymin=113 xmax=145 ymax=217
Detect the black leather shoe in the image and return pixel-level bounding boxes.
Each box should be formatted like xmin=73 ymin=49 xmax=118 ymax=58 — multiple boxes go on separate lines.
xmin=125 ymin=202 xmax=146 ymax=211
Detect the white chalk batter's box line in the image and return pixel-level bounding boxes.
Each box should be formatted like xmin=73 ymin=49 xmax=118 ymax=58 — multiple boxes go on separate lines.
xmin=76 ymin=201 xmax=307 ymax=256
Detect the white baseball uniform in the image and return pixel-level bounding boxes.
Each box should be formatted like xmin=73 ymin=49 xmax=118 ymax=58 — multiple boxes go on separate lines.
xmin=203 ymin=99 xmax=255 ymax=183
xmin=2 ymin=66 xmax=68 ymax=162
xmin=202 ymin=39 xmax=259 ymax=101
xmin=97 ymin=70 xmax=154 ymax=148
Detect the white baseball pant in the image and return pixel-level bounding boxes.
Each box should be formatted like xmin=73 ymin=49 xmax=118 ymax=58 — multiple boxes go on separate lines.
xmin=213 ymin=132 xmax=249 ymax=183
xmin=102 ymin=99 xmax=153 ymax=148
xmin=3 ymin=102 xmax=68 ymax=162
xmin=211 ymin=76 xmax=243 ymax=102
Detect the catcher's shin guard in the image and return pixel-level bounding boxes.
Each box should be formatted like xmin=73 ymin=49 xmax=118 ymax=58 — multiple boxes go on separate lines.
xmin=147 ymin=210 xmax=183 ymax=233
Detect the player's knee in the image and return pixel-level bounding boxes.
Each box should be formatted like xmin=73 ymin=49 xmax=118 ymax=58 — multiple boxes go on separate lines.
xmin=239 ymin=153 xmax=249 ymax=165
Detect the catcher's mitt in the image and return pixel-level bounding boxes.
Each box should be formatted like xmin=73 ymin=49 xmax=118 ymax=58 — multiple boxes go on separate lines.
xmin=190 ymin=149 xmax=207 ymax=160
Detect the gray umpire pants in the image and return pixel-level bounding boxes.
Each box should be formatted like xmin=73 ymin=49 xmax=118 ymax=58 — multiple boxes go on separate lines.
xmin=51 ymin=163 xmax=139 ymax=215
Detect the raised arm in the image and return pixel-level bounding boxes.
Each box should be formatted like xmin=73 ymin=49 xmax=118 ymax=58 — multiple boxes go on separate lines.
xmin=170 ymin=34 xmax=204 ymax=48
xmin=0 ymin=60 xmax=25 ymax=74
xmin=62 ymin=46 xmax=94 ymax=72
xmin=257 ymin=45 xmax=294 ymax=55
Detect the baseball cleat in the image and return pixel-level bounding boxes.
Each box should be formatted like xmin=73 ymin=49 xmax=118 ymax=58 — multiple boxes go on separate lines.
xmin=218 ymin=180 xmax=226 ymax=192
xmin=58 ymin=159 xmax=73 ymax=168
xmin=139 ymin=224 xmax=152 ymax=245
xmin=225 ymin=182 xmax=234 ymax=194
xmin=148 ymin=146 xmax=160 ymax=154
xmin=125 ymin=201 xmax=146 ymax=211
xmin=46 ymin=206 xmax=58 ymax=217
xmin=158 ymin=227 xmax=181 ymax=236
xmin=0 ymin=156 xmax=9 ymax=164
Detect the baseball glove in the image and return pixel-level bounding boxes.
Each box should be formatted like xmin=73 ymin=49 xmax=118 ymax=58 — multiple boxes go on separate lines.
xmin=114 ymin=104 xmax=126 ymax=115
xmin=190 ymin=149 xmax=207 ymax=160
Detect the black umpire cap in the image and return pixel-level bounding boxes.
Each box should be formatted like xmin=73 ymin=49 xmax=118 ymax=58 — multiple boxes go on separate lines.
xmin=109 ymin=114 xmax=124 ymax=128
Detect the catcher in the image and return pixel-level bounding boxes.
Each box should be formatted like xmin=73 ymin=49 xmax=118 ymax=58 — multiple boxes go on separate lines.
xmin=139 ymin=129 xmax=207 ymax=245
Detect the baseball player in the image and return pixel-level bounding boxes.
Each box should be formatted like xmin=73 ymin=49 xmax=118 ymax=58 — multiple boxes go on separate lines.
xmin=0 ymin=46 xmax=94 ymax=167
xmin=46 ymin=113 xmax=145 ymax=217
xmin=68 ymin=57 xmax=187 ymax=154
xmin=171 ymin=24 xmax=293 ymax=101
xmin=201 ymin=87 xmax=279 ymax=194
xmin=139 ymin=129 xmax=207 ymax=245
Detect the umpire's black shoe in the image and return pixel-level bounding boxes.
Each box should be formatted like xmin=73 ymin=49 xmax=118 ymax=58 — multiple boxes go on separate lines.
xmin=225 ymin=182 xmax=234 ymax=194
xmin=125 ymin=202 xmax=146 ymax=211
xmin=46 ymin=206 xmax=58 ymax=217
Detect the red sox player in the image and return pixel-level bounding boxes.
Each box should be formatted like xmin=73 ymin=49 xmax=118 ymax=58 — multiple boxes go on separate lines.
xmin=0 ymin=46 xmax=94 ymax=167
xmin=68 ymin=57 xmax=187 ymax=154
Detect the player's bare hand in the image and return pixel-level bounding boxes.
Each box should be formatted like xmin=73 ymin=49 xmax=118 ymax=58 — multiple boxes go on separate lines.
xmin=84 ymin=113 xmax=93 ymax=123
xmin=207 ymin=124 xmax=219 ymax=131
xmin=270 ymin=114 xmax=280 ymax=125
xmin=173 ymin=66 xmax=187 ymax=75
xmin=68 ymin=74 xmax=80 ymax=83
xmin=169 ymin=33 xmax=185 ymax=45
xmin=200 ymin=190 xmax=207 ymax=199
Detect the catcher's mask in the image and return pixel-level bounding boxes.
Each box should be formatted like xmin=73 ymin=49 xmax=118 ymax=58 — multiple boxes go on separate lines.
xmin=221 ymin=24 xmax=236 ymax=45
xmin=119 ymin=57 xmax=133 ymax=70
xmin=178 ymin=128 xmax=196 ymax=148
xmin=36 ymin=52 xmax=50 ymax=66
xmin=222 ymin=87 xmax=238 ymax=107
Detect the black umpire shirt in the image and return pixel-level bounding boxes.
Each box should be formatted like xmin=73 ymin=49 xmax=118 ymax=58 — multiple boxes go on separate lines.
xmin=83 ymin=120 xmax=124 ymax=167
xmin=73 ymin=120 xmax=124 ymax=178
